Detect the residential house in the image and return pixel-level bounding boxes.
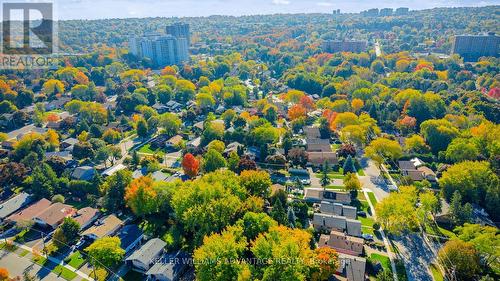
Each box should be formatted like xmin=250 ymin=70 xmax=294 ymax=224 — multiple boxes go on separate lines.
xmin=82 ymin=214 xmax=123 ymax=240
xmin=224 ymin=142 xmax=243 ymax=156
xmin=33 ymin=203 xmax=76 ymax=229
xmin=151 ymin=171 xmax=170 ymax=182
xmin=306 ymin=138 xmax=332 ymax=152
xmin=312 ymin=213 xmax=362 ymax=237
xmin=72 ymin=207 xmax=100 ymax=230
xmin=152 ymin=103 xmax=169 ymax=114
xmin=117 ymin=224 xmax=144 ymax=254
xmin=146 ymin=251 xmax=190 ymax=281
xmin=60 ymin=138 xmax=78 ymax=150
xmin=166 ymin=135 xmax=183 ymax=149
xmin=308 ymin=152 xmax=339 ymax=167
xmin=45 ymin=150 xmax=73 ymax=161
xmin=304 ymin=126 xmax=321 ymax=139
xmin=320 ymin=202 xmax=357 ymax=219
xmin=6 ymin=198 xmax=51 ymax=224
xmin=336 ymin=253 xmax=367 ymax=281
xmin=0 ymin=192 xmax=32 ymax=222
xmin=398 ymin=158 xmax=436 ymax=182
xmin=186 ymin=137 xmax=201 ymax=150
xmin=71 ymin=166 xmax=96 ymax=181
xmin=304 ymin=188 xmax=351 ymax=204
xmin=126 ymin=238 xmax=167 ymax=273
xmin=165 ymin=100 xmax=182 ymax=112
xmin=192 ymin=121 xmax=204 ymax=135
xmin=102 ymin=164 xmax=127 ymax=177
xmin=319 ymin=230 xmax=364 ymax=256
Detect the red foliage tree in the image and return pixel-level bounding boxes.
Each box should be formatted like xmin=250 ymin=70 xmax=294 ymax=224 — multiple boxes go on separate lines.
xmin=182 ymin=153 xmax=199 ymax=178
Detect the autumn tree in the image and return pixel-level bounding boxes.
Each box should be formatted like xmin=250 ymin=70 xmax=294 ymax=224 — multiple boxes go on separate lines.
xmin=125 ymin=176 xmax=158 ymax=218
xmin=288 ymin=104 xmax=307 ymax=120
xmin=344 ymin=173 xmax=361 ymax=193
xmin=312 ymin=247 xmax=339 ymax=281
xmin=0 ymin=268 xmax=8 ymax=281
xmin=101 ymin=170 xmax=132 ymax=211
xmin=239 ymin=170 xmax=272 ymax=197
xmin=454 ymin=223 xmax=499 ymax=273
xmin=438 ymin=240 xmax=481 ymax=281
xmin=193 ymin=225 xmax=251 ymax=281
xmin=236 ymin=212 xmax=277 ymax=241
xmin=182 ymin=153 xmax=199 ymax=178
xmin=375 ymin=186 xmax=418 ymax=234
xmin=251 ymin=226 xmax=314 ymax=281
xmin=365 ymin=138 xmax=403 ymax=165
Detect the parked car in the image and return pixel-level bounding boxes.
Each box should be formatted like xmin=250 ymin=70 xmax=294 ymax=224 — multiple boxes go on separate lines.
xmin=362 ymin=234 xmax=374 ymax=241
xmin=357 ymin=211 xmax=367 ymax=217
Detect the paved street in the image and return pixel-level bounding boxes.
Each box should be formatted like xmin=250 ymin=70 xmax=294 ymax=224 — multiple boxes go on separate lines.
xmin=0 ymin=250 xmax=65 ymax=281
xmin=359 ymin=157 xmax=390 ymax=200
xmin=392 ymin=234 xmax=434 ymax=281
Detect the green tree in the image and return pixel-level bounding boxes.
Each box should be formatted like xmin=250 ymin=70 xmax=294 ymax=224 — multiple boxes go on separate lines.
xmin=136 ymin=118 xmax=149 ymax=138
xmin=343 ymin=155 xmax=356 ymax=174
xmin=236 ymin=212 xmax=277 ymax=241
xmin=30 ymin=163 xmax=58 ymax=199
xmin=85 ymin=237 xmax=125 ymax=269
xmin=344 ymin=173 xmax=361 ymax=193
xmin=449 ymin=191 xmax=473 ymax=226
xmin=227 ymin=151 xmax=240 ymax=172
xmin=102 ymin=170 xmax=133 ymax=211
xmin=270 ymin=199 xmax=288 ymax=226
xmin=420 ymin=119 xmax=459 ymax=153
xmin=454 ymin=223 xmax=499 ymax=273
xmin=203 ymin=149 xmax=227 ymax=173
xmin=53 ymin=218 xmax=80 ymax=248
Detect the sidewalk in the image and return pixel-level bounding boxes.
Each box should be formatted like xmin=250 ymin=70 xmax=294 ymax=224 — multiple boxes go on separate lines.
xmin=5 ymin=239 xmax=95 ymax=281
xmin=362 ymin=188 xmax=398 ymax=281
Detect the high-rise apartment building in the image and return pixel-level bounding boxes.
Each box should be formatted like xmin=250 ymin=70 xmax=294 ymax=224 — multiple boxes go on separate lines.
xmin=166 ymin=23 xmax=190 ymax=46
xmin=129 ymin=24 xmax=190 ymax=67
xmin=452 ymin=33 xmax=500 ymax=61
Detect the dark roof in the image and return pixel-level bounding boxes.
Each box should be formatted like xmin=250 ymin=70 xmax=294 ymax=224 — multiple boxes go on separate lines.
xmin=118 ymin=224 xmax=144 ymax=250
xmin=146 ymin=251 xmax=190 ymax=280
xmin=71 ymin=166 xmax=95 ymax=181
xmin=398 ymin=161 xmax=416 ymax=171
xmin=126 ymin=238 xmax=166 ymax=265
xmin=0 ymin=193 xmax=32 ymax=220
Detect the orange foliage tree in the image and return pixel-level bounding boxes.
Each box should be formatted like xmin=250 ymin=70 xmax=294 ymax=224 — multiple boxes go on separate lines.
xmin=182 ymin=153 xmax=200 ymax=178
xmin=0 ymin=268 xmax=8 ymax=280
xmin=312 ymin=247 xmax=339 ymax=281
xmin=125 ymin=176 xmax=157 ymax=217
xmin=299 ymin=95 xmax=316 ymax=112
xmin=288 ymin=104 xmax=307 ymax=120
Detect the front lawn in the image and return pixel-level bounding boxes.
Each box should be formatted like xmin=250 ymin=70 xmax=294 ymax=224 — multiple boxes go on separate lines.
xmin=138 ymin=143 xmax=165 ymax=157
xmin=369 ymin=253 xmax=391 ymax=272
xmin=367 ymin=192 xmax=378 ymax=207
xmin=53 ymin=264 xmax=78 ymax=280
xmin=325 ymin=185 xmax=345 ymax=190
xmin=65 ymin=251 xmax=85 ymax=269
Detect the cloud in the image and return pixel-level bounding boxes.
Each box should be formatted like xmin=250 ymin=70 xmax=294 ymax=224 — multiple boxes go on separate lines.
xmin=316 ymin=2 xmax=334 ymax=6
xmin=272 ymin=0 xmax=291 ymax=5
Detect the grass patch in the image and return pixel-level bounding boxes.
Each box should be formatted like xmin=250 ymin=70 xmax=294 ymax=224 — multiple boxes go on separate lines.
xmin=362 ymin=226 xmax=375 ymax=236
xmin=65 ymin=251 xmax=85 ymax=269
xmin=359 ymin=216 xmax=375 ymax=228
xmin=53 ymin=264 xmax=78 ymax=280
xmin=324 ymin=185 xmax=345 ymax=190
xmin=327 ymin=173 xmax=344 ymax=179
xmin=430 ymin=263 xmax=443 ymax=281
xmin=138 ymin=143 xmax=165 ymax=157
xmin=357 ymin=192 xmax=367 ymax=201
xmin=19 ymin=249 xmax=30 ymax=257
xmin=367 ymin=192 xmax=378 ymax=207
xmin=370 ymin=253 xmax=391 ymax=272
xmin=32 ymin=254 xmax=48 ymax=266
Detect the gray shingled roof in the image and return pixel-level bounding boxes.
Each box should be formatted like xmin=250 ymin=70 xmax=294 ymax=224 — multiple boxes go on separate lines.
xmin=0 ymin=192 xmax=32 ymax=220
xmin=126 ymin=238 xmax=166 ymax=266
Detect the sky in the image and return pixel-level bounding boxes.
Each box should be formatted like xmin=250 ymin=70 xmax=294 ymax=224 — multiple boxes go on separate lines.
xmin=43 ymin=0 xmax=500 ymax=20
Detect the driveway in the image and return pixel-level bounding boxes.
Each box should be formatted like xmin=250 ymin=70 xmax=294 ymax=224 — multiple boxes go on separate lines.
xmin=0 ymin=250 xmax=65 ymax=281
xmin=359 ymin=158 xmax=390 ymax=201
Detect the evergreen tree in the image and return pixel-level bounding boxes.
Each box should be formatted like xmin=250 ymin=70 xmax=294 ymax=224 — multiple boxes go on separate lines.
xmin=271 ymin=199 xmax=288 ymax=225
xmin=449 ymin=191 xmax=473 ymax=225
xmin=343 ymin=155 xmax=356 ymax=174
